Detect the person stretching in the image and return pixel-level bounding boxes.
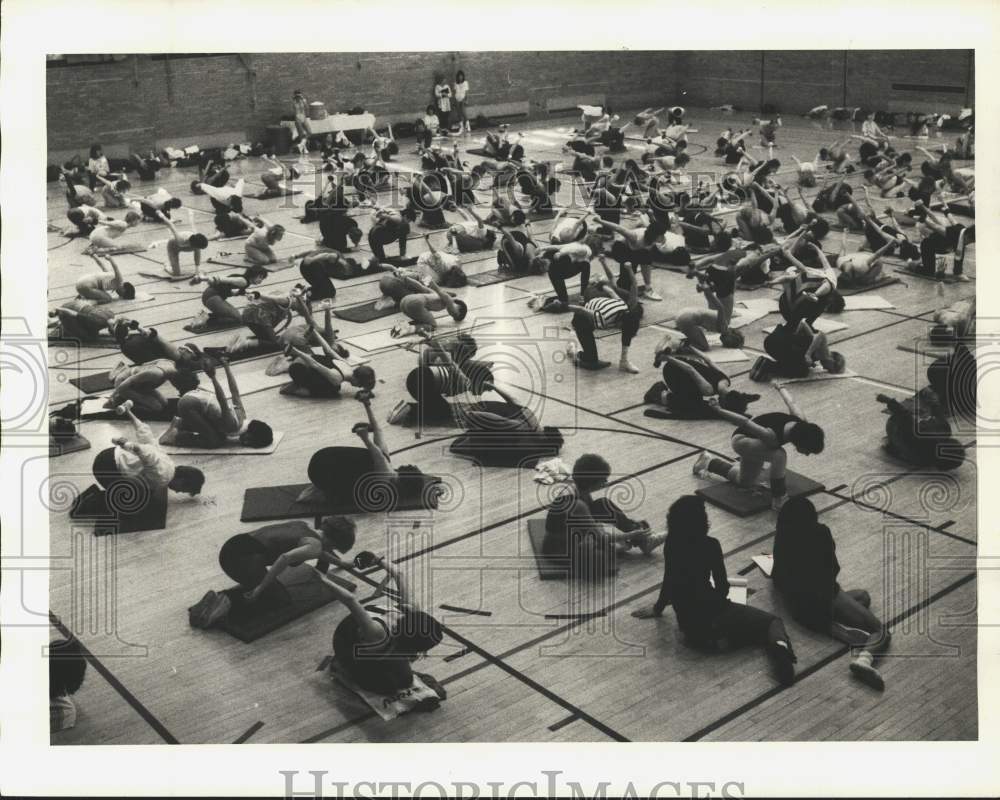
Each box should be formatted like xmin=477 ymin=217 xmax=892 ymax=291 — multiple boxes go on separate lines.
xmin=92 ymin=404 xmax=205 ymax=501
xmin=632 ymin=495 xmax=797 ymax=686
xmin=244 ymin=217 xmax=286 ymax=266
xmin=646 ymin=344 xmax=760 ymax=419
xmin=76 ymin=254 xmax=135 ymax=303
xmin=566 ymin=257 xmax=643 ymax=373
xmin=159 ymin=354 xmax=273 ymax=450
xmin=692 ymin=381 xmax=825 ymax=510
xmin=153 ymin=211 xmax=208 ymax=277
xmin=772 ymin=497 xmax=891 ymax=690
xmin=189 ymin=266 xmax=269 ymax=327
xmin=190 ymin=516 xmax=358 ymax=628
xmin=763 ymin=320 xmax=845 ymax=379
xmin=108 ymin=359 xmax=199 ymax=417
xmin=283 ymin=325 xmax=377 ymax=399
xmin=398 ymin=279 xmax=469 ymax=336
xmin=446 ymin=206 xmax=497 ymax=253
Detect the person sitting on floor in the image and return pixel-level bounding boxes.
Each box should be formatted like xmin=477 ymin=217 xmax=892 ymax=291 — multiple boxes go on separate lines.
xmin=188 ymin=266 xmax=269 ymax=329
xmin=445 ymin=206 xmax=497 ymax=253
xmin=396 ymin=279 xmax=469 ymax=336
xmin=189 ymin=516 xmax=357 ymax=629
xmin=258 ymin=154 xmax=302 ymax=199
xmin=159 ymin=353 xmax=273 ymax=450
xmin=84 ymin=212 xmax=142 ymax=254
xmin=543 ymin=453 xmax=662 ymax=579
xmin=772 ymin=496 xmax=892 ymax=689
xmin=76 ymin=253 xmax=135 ymax=303
xmin=876 ymin=392 xmax=965 ymax=471
xmin=49 ymin=637 xmax=88 ymax=734
xmin=243 ymin=217 xmax=286 ymax=266
xmin=565 ymin=257 xmax=644 ymax=373
xmin=631 ymin=494 xmax=797 ymax=686
xmin=692 ymin=381 xmax=825 ymax=511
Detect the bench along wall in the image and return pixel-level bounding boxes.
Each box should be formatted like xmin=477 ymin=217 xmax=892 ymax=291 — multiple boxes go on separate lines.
xmin=46 ymin=51 xmax=678 ymax=161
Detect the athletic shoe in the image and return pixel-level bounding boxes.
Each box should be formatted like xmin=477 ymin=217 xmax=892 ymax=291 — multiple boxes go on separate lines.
xmin=619 ymin=358 xmax=640 ymax=374
xmin=955 ymin=275 xmax=970 ymax=282
xmin=387 ymin=399 xmax=412 ymax=425
xmin=771 ymin=494 xmax=788 ymax=511
xmin=767 ymin=639 xmax=797 ymax=687
xmin=692 ymin=451 xmax=712 ymax=478
xmin=643 ymin=287 xmax=664 ymax=301
xmin=830 ymin=622 xmax=871 ymax=646
xmin=116 ymin=400 xmax=134 ymax=415
xmin=849 ymin=659 xmax=886 ymax=691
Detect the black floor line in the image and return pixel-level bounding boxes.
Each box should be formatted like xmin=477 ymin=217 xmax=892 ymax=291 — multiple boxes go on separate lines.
xmin=682 ymin=571 xmax=977 ymax=742
xmin=48 ymin=611 xmax=179 ymax=745
xmin=232 ymin=720 xmax=264 ymax=743
xmin=548 ymin=713 xmax=580 ymax=732
xmin=823 ymin=487 xmax=976 ymax=547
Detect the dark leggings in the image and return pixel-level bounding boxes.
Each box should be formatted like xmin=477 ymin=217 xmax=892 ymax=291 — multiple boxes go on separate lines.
xmin=687 ymin=601 xmax=788 ymax=651
xmin=547 ymin=257 xmax=590 ymax=304
xmin=202 ymin=288 xmax=242 ymax=323
xmin=318 ymin=212 xmax=361 ymax=252
xmin=572 ymin=307 xmax=641 ymax=362
xmin=405 ymin=366 xmax=453 ymax=418
xmin=300 ymin=258 xmax=338 ymax=300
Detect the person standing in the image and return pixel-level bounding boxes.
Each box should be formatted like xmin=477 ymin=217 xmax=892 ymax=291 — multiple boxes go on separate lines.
xmin=454 ymin=70 xmax=470 ymax=132
xmin=434 ymin=75 xmax=452 ymax=134
xmin=292 ymin=89 xmax=309 ymax=140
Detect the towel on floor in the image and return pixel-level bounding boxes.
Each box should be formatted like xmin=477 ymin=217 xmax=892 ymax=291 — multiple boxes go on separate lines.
xmin=533 ymin=457 xmax=573 ymax=485
xmin=328 ymin=662 xmax=445 ymax=720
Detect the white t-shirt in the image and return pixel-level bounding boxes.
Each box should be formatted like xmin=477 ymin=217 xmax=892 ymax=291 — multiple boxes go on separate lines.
xmin=114 ymin=419 xmax=176 ymax=488
xmin=656 ymin=231 xmax=686 ymax=254
xmin=454 ymin=81 xmax=469 ymax=102
xmin=551 ymin=217 xmax=584 ymax=244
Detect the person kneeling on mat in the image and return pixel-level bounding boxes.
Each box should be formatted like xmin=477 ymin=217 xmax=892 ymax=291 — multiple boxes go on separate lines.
xmin=762 ymin=320 xmax=845 ymax=379
xmin=159 ymin=353 xmax=273 ymax=450
xmin=446 ymin=206 xmax=497 ymax=254
xmin=397 ymin=279 xmax=469 ymax=337
xmin=108 ymin=359 xmax=200 ymax=417
xmin=76 ymin=253 xmax=135 ymax=303
xmin=48 ymin=300 xmax=119 ymax=344
xmin=91 ymin=404 xmax=205 ymax=502
xmin=283 ymin=325 xmax=376 ymax=400
xmin=692 ymin=381 xmax=825 ymax=511
xmin=772 ymin=497 xmax=891 ymax=689
xmin=189 ymin=265 xmax=270 ymax=328
xmin=645 ymin=345 xmax=760 ymax=419
xmin=190 ymin=516 xmax=357 ymax=629
xmin=876 ymin=393 xmax=965 ymax=471
xmin=297 ymin=248 xmax=381 ymax=302
xmin=320 ymin=553 xmax=445 ymax=698
xmin=299 ymin=392 xmax=441 ymax=508
xmin=390 ymin=331 xmax=491 ymax=423
xmin=566 ymin=257 xmax=644 ymax=373
xmin=632 ymin=495 xmax=797 ymax=686
xmin=544 ymin=453 xmax=662 ymax=580
xmin=153 ymin=211 xmax=209 ymax=278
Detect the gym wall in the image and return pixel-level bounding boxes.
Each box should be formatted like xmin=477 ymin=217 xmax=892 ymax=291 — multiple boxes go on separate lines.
xmin=45 ymin=51 xmax=677 ymax=161
xmin=46 ymin=49 xmax=973 ymax=161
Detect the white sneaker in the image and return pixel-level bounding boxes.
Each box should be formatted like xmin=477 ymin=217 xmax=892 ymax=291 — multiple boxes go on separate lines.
xmin=619 ymin=358 xmax=640 ymax=374
xmin=644 ymin=288 xmax=663 ymax=301
xmin=771 ymin=494 xmax=789 ymax=511
xmin=373 ymin=296 xmax=396 ymax=311
xmin=692 ymin=451 xmax=711 ymax=478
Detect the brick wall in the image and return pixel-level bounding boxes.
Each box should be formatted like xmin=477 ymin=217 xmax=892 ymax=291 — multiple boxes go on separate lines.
xmin=46 ymin=51 xmax=678 ymax=159
xmin=46 ymin=49 xmax=973 ymax=159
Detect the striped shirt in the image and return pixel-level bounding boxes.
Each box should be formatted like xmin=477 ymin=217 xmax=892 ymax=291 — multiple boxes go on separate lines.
xmin=586 ymin=296 xmax=629 ymax=330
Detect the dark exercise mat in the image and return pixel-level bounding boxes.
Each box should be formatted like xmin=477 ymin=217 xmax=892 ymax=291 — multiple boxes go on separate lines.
xmin=450 ymin=428 xmax=564 ymax=469
xmin=466 ymin=269 xmax=515 ymax=287
xmin=240 ymin=480 xmax=441 ymax=523
xmin=80 ymin=398 xmax=180 ymax=422
xmin=49 ymin=434 xmax=91 ymax=458
xmin=69 ymin=482 xmax=169 ymax=535
xmin=836 ymin=275 xmax=901 ymax=295
xmin=696 ymin=470 xmax=824 ymax=518
xmin=49 ymin=336 xmax=120 ymax=350
xmin=200 ymin=343 xmax=282 ymax=362
xmin=69 ymin=372 xmax=114 ymax=393
xmin=333 ymin=300 xmax=399 ymax=323
xmin=218 ymin=563 xmax=339 ymax=643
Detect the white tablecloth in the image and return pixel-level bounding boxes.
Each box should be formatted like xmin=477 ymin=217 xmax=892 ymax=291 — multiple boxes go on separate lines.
xmin=304 ymin=112 xmax=376 ymax=135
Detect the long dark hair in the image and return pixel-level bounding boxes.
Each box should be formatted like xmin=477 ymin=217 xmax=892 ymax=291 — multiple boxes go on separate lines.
xmin=663 ymin=495 xmax=709 ymax=570
xmin=456 ymin=70 xmax=466 ymax=84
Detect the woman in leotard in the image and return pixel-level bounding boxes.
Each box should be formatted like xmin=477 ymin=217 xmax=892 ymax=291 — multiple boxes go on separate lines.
xmin=692 ymin=382 xmax=825 ymax=510
xmin=646 ymin=344 xmax=759 ymax=418
xmin=75 ymin=254 xmax=135 ymax=303
xmin=189 ymin=266 xmax=269 ymax=326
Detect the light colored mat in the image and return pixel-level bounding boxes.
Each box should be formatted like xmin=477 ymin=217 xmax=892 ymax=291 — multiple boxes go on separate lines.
xmin=328 ymin=662 xmax=441 ymax=722
xmin=159 ymin=430 xmax=285 ymax=455
xmin=342 ymin=320 xmax=496 ymax=353
xmin=763 ymin=317 xmax=848 ymax=335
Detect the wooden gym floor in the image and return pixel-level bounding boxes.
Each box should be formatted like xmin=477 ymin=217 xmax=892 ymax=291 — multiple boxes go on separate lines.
xmin=46 ymin=107 xmax=978 ymax=744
